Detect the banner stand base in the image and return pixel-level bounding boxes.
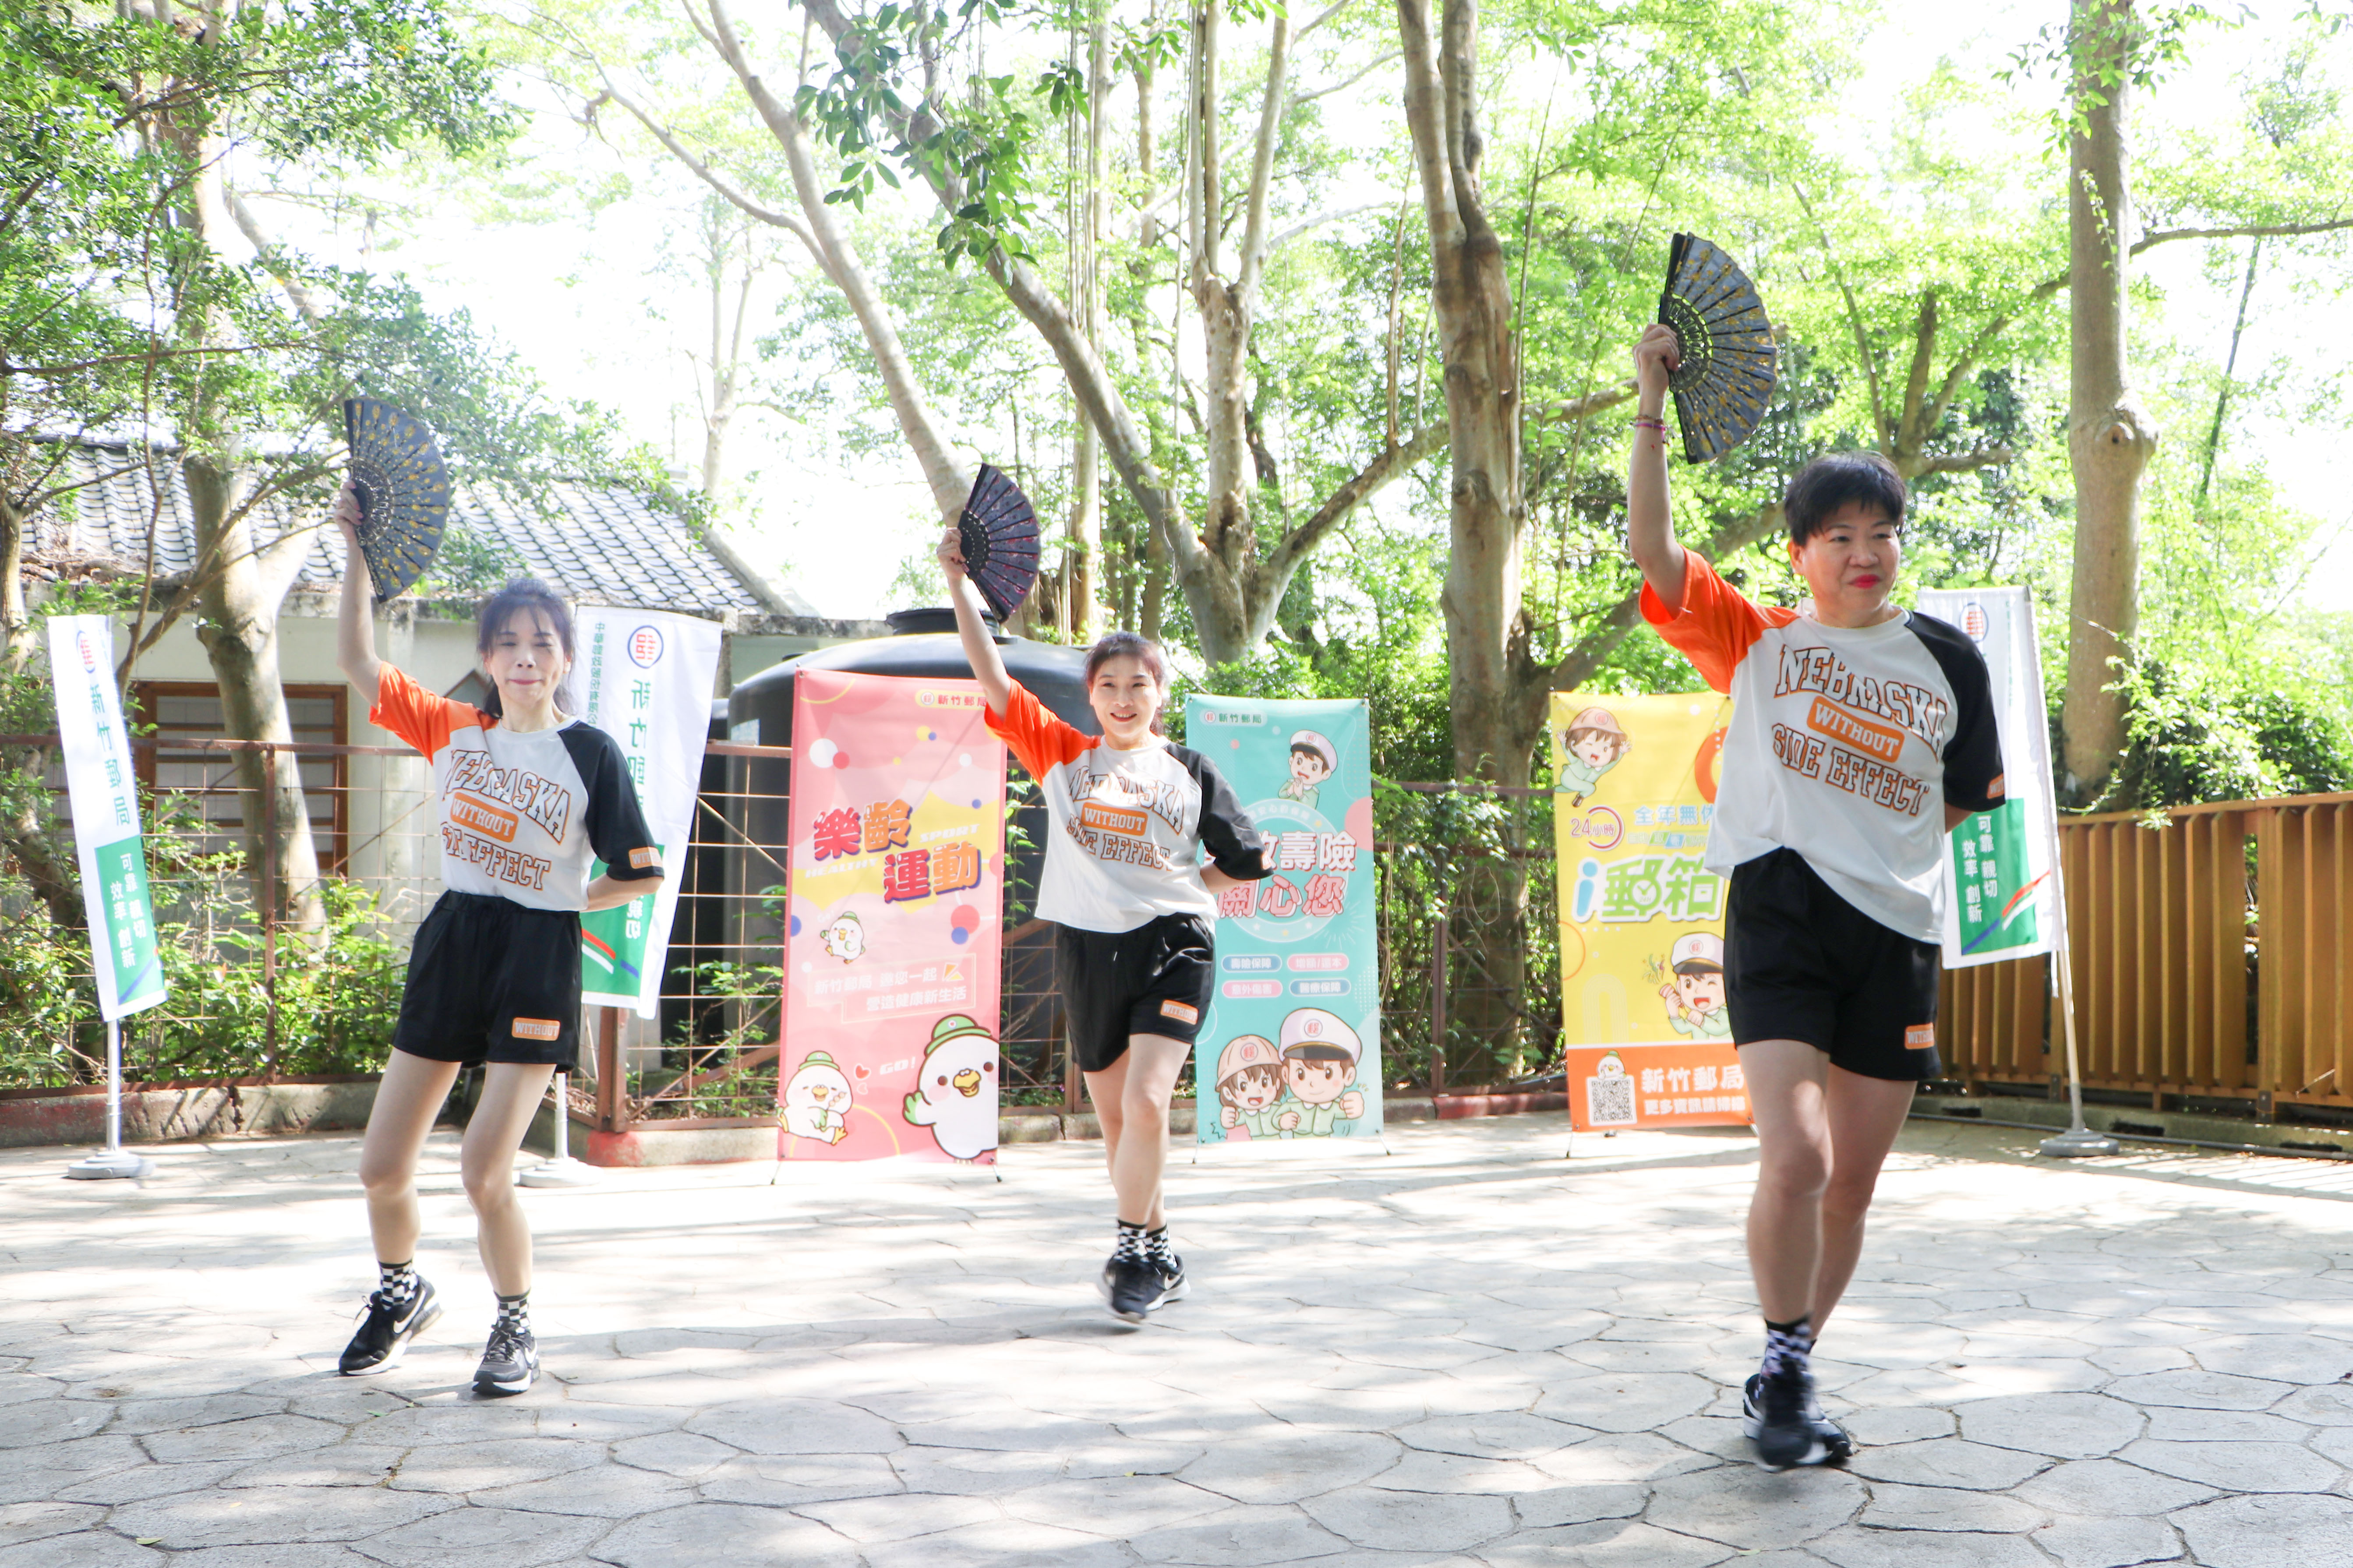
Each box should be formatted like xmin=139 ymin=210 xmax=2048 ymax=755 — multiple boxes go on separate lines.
xmin=65 ymin=1147 xmax=153 ymax=1181
xmin=517 ymin=1157 xmax=600 ymax=1188
xmin=2039 ymin=1126 xmax=2120 ymax=1158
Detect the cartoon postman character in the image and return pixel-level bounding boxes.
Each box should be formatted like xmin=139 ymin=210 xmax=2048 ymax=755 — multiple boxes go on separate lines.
xmin=1214 ymin=1035 xmax=1286 ymax=1141
xmin=1556 ymin=706 xmax=1632 ymax=806
xmin=1275 ymin=1008 xmax=1366 ymax=1137
xmin=1658 ymin=932 xmax=1731 ymax=1039
xmin=1279 ymin=730 xmax=1338 ymax=809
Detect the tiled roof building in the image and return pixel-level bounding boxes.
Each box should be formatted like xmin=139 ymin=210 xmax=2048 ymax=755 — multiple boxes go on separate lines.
xmin=24 ymin=439 xmax=814 ymax=619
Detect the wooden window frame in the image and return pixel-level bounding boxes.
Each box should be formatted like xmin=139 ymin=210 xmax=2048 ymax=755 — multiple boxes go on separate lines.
xmin=131 ymin=682 xmax=350 ymax=873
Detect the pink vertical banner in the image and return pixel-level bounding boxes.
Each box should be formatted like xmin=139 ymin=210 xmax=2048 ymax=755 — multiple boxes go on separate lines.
xmin=780 ymin=671 xmax=1006 ymax=1163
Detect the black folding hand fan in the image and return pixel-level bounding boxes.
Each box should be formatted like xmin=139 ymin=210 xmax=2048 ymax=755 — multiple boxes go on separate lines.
xmin=957 ymin=463 xmax=1040 ymax=622
xmin=1656 ymin=233 xmax=1777 ymax=463
xmin=343 ymin=396 xmax=452 ymax=603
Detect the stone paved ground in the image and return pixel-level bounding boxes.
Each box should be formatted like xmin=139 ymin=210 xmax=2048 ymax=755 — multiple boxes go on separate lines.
xmin=6 ymin=1113 xmax=2353 ymax=1567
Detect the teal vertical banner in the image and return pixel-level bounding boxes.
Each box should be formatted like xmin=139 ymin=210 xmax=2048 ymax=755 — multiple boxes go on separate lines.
xmin=1187 ymin=696 xmax=1381 ymax=1145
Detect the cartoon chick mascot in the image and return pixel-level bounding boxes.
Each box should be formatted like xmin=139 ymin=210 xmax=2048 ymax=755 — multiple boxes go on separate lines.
xmin=782 ymin=1051 xmax=854 ymax=1144
xmin=903 ymin=1014 xmax=1001 ymax=1162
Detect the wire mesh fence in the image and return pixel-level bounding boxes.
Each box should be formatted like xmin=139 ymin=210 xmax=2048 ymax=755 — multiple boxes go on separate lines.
xmin=4 ymin=732 xmax=1574 ymax=1114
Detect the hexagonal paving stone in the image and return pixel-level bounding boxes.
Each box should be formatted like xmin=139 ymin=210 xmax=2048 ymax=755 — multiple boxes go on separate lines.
xmin=2108 ymin=1365 xmax=2287 ymax=1413
xmin=590 ymin=1502 xmax=863 ymax=1568
xmin=2173 ymin=1491 xmax=2353 ymax=1568
xmin=0 ymin=1533 xmax=163 ymax=1568
xmin=1532 ymin=1372 xmax=1716 ymax=1433
xmin=0 ymin=1503 xmax=103 ymax=1549
xmin=1479 ymin=1518 xmax=1738 ymax=1568
xmin=1643 ymin=1465 xmax=1864 ymax=1550
xmin=2138 ymin=1405 xmax=2304 ymax=1443
xmin=468 ymin=1465 xmax=697 ymax=1521
xmin=610 ymin=1432 xmax=738 ymax=1479
xmin=858 ymin=1518 xmax=1131 ymax=1568
xmin=387 ymin=1439 xmax=603 ymax=1494
xmin=2010 ymin=1456 xmax=2217 ymax=1517
xmin=103 ymin=1396 xmax=286 ymax=1436
xmin=1127 ymin=1503 xmax=1351 ymax=1565
xmin=1802 ymin=1523 xmax=2055 ymax=1568
xmin=1844 ymin=1437 xmax=2047 ymax=1490
xmin=2118 ymin=1437 xmax=2342 ymax=1494
xmin=1388 ymin=1412 xmax=1590 ymax=1461
xmin=55 ymin=1461 xmax=246 ymax=1506
xmin=1529 ymin=1430 xmax=1714 ymax=1484
xmin=141 ymin=1414 xmax=348 ymax=1467
xmin=1000 ymin=1475 xmax=1229 ymax=1534
xmin=1956 ymin=1392 xmax=2144 ymax=1459
xmin=788 ymin=1490 xmax=1002 ymax=1545
xmin=1837 ymin=1406 xmax=1953 ymax=1446
xmin=226 ymin=1444 xmax=406 ymax=1489
xmin=1859 ymin=1482 xmax=2047 ymax=1533
xmin=2027 ymin=1514 xmax=2181 ymax=1568
xmin=347 ymin=1505 xmax=604 ymax=1568
xmin=681 ymin=1400 xmax=901 ymax=1457
xmin=2191 ymin=1333 xmax=2353 ymax=1384
xmin=110 ymin=1484 xmax=454 ymax=1547
xmin=1180 ymin=1430 xmax=1401 ymax=1505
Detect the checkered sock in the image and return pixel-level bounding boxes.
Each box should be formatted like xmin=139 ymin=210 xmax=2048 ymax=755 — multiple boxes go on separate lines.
xmin=1113 ymin=1220 xmax=1147 ymax=1264
xmin=1761 ymin=1316 xmax=1814 ymax=1379
xmin=378 ymin=1261 xmax=419 ymax=1307
xmin=1143 ymin=1225 xmax=1173 ymax=1271
xmin=495 ymin=1292 xmax=531 ymax=1335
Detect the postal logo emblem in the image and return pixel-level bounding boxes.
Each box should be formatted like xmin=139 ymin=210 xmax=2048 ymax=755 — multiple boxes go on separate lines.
xmin=628 ymin=625 xmax=664 ymax=667
xmin=629 ymin=846 xmax=658 ymax=869
xmin=1904 ymin=1023 xmax=1936 ymax=1050
xmin=512 ymin=1017 xmax=562 ymax=1041
xmin=1159 ymin=999 xmax=1199 ymax=1025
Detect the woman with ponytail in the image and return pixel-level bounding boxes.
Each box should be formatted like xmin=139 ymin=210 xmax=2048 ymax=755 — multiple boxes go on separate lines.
xmin=330 ymin=482 xmax=664 ymax=1394
xmin=939 ymin=528 xmax=1270 ymax=1322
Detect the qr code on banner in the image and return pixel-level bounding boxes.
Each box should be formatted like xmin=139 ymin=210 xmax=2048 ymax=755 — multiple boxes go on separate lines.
xmin=1585 ymin=1074 xmax=1637 ymax=1127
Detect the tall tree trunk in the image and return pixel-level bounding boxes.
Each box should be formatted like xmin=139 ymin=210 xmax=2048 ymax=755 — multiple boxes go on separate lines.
xmin=184 ymin=449 xmax=326 ymax=932
xmin=156 ymin=53 xmax=327 ymax=934
xmin=1064 ymin=3 xmax=1111 ymax=642
xmin=1398 ymin=0 xmax=1532 ymax=1075
xmin=2060 ymin=0 xmax=2159 ymax=801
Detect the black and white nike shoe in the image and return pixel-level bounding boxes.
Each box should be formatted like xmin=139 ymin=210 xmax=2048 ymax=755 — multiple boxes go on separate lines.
xmin=339 ymin=1278 xmax=441 ymax=1376
xmin=1743 ymin=1369 xmax=1851 ymax=1468
xmin=473 ymin=1322 xmax=538 ymax=1397
xmin=1154 ymin=1251 xmax=1189 ymax=1307
xmin=1100 ymin=1256 xmax=1170 ymax=1323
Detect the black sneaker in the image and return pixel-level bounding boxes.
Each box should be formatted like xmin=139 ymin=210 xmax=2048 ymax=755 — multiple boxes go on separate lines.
xmin=473 ymin=1322 xmax=538 ymax=1396
xmin=339 ymin=1278 xmax=441 ymax=1376
xmin=1100 ymin=1256 xmax=1167 ymax=1323
xmin=1154 ymin=1252 xmax=1189 ymax=1306
xmin=1745 ymin=1366 xmax=1844 ymax=1469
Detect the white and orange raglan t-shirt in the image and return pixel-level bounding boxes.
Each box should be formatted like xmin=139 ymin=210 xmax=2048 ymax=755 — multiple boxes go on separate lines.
xmin=370 ymin=664 xmax=663 ymax=914
xmin=1642 ymin=549 xmax=2005 ymax=943
xmin=985 ymin=680 xmax=1269 ymax=933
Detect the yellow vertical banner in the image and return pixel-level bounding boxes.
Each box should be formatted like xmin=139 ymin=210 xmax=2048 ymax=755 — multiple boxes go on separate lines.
xmin=1551 ymin=693 xmax=1752 ymax=1131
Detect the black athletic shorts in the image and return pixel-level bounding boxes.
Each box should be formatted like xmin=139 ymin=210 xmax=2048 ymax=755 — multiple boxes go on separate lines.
xmin=392 ymin=890 xmax=583 ymax=1068
xmin=1054 ymin=914 xmax=1215 ymax=1073
xmin=1724 ymin=848 xmax=1942 ymax=1083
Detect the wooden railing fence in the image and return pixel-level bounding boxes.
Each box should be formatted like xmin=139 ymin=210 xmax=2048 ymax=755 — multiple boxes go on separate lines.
xmin=1941 ymin=791 xmax=2353 ymax=1117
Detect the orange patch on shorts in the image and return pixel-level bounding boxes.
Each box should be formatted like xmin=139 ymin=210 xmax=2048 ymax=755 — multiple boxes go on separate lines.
xmin=1159 ymin=999 xmax=1199 ymax=1025
xmin=511 ymin=1017 xmax=562 ymax=1041
xmin=629 ymin=846 xmax=659 ymax=869
xmin=1904 ymin=1023 xmax=1937 ymax=1050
